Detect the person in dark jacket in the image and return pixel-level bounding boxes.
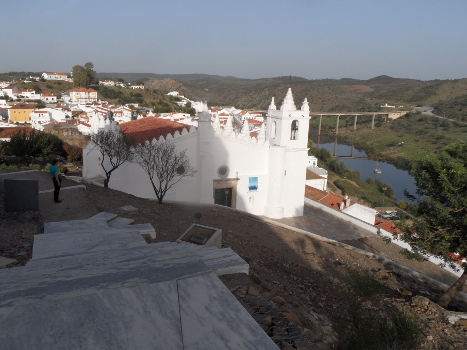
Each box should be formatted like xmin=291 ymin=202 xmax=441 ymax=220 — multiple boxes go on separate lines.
xmin=50 ymin=159 xmax=62 ymax=203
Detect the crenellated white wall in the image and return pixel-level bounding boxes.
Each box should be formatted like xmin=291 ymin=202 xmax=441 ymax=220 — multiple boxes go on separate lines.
xmin=83 ymin=89 xmax=310 ymax=219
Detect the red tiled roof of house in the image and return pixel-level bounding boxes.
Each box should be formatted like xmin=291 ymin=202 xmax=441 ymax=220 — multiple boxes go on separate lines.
xmin=78 ymin=122 xmax=91 ymax=127
xmin=375 ymin=219 xmax=401 ymax=234
xmin=305 ymin=185 xmax=355 ymax=210
xmin=247 ymin=119 xmax=262 ymax=126
xmin=305 ymin=186 xmax=328 ymax=201
xmin=42 ymin=94 xmax=56 ymax=97
xmin=10 ymin=103 xmax=35 ymax=109
xmin=120 ymin=117 xmax=189 ymax=144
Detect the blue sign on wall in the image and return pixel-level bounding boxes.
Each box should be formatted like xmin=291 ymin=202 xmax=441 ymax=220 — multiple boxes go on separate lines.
xmin=249 ymin=177 xmax=258 ymax=191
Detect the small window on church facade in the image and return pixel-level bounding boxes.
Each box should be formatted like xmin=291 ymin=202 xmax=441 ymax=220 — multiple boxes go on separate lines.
xmin=291 ymin=120 xmax=299 ymax=140
xmin=271 ymin=121 xmax=276 ymax=139
xmin=249 ymin=177 xmax=258 ymax=191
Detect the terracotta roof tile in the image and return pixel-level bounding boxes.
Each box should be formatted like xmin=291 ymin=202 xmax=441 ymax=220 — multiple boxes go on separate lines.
xmin=375 ymin=220 xmax=401 ymax=234
xmin=305 ymin=186 xmax=354 ymax=210
xmin=120 ymin=117 xmax=189 ymax=144
xmin=10 ymin=103 xmax=35 ymax=109
xmin=305 ymin=186 xmax=328 ymax=201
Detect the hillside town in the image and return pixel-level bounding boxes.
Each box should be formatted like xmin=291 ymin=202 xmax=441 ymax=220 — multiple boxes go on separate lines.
xmin=1 ymin=72 xmax=467 ymax=349
xmin=0 ymin=73 xmax=463 ymax=275
xmin=0 ymin=73 xmax=266 ymax=136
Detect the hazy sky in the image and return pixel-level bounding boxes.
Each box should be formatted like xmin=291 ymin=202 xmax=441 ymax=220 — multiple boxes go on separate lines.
xmin=2 ymin=0 xmax=466 ymax=80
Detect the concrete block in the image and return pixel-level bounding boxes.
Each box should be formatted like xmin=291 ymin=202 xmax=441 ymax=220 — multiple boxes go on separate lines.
xmin=176 ymin=224 xmax=222 ymax=248
xmin=4 ymin=179 xmax=39 ymax=212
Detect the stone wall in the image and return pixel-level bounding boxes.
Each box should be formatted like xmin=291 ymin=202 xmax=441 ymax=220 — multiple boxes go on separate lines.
xmin=44 ymin=124 xmax=90 ymax=148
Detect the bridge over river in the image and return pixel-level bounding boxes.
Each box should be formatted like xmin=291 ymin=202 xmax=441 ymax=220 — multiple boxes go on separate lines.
xmin=310 ymin=111 xmax=407 ymax=135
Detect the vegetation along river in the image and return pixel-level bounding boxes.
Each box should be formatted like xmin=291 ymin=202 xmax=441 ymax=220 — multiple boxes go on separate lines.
xmin=312 ymin=138 xmax=418 ymax=202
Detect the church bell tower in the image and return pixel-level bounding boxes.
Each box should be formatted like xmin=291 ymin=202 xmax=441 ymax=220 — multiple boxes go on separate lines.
xmin=264 ymin=89 xmax=310 ymax=218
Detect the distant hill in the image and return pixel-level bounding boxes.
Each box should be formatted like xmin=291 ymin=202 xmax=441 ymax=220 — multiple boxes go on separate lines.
xmin=160 ymin=75 xmax=467 ymax=113
xmin=2 ymin=71 xmax=466 ymax=117
xmin=95 ymin=73 xmax=240 ymax=83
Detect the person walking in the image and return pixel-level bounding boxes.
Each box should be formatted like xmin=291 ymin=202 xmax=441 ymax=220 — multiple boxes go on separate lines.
xmin=50 ymin=159 xmax=62 ymax=203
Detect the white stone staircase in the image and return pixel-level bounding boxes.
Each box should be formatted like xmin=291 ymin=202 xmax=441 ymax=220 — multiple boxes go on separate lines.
xmin=0 ymin=213 xmax=277 ymax=349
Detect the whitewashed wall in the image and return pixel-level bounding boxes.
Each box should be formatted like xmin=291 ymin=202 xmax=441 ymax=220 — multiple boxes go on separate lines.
xmin=211 ymin=134 xmax=270 ymax=215
xmin=305 ymin=178 xmax=327 ymax=191
xmin=342 ymin=203 xmax=378 ymax=225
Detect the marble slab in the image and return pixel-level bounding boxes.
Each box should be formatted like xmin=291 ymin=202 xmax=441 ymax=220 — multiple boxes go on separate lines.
xmin=121 ymin=205 xmax=138 ymax=212
xmin=0 ymin=281 xmax=183 ymax=350
xmin=178 ymin=272 xmax=278 ymax=349
xmin=85 ymin=212 xmax=118 ymax=222
xmin=43 ymin=212 xmax=117 ymax=234
xmin=1 ymin=253 xmax=209 ymax=307
xmin=36 ymin=223 xmax=155 ymax=241
xmin=0 ymin=256 xmax=16 ymax=268
xmin=108 ymin=217 xmax=134 ymax=227
xmin=190 ymin=247 xmax=249 ymax=276
xmin=32 ymin=231 xmax=147 ymax=260
xmin=43 ymin=218 xmax=109 ymax=234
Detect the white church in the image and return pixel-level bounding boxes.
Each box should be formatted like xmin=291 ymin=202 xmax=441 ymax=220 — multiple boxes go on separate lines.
xmin=83 ymin=89 xmax=310 ymax=219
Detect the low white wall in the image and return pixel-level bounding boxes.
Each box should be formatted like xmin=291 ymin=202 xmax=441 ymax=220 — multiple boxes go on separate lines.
xmin=305 ymin=197 xmax=462 ymax=277
xmin=305 ymin=179 xmax=326 ymax=191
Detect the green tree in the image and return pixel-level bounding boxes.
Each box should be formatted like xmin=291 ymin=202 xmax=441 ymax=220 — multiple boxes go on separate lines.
xmin=72 ymin=62 xmax=96 ymax=88
xmin=398 ymin=142 xmax=467 ymax=307
xmin=3 ymin=129 xmax=61 ymax=163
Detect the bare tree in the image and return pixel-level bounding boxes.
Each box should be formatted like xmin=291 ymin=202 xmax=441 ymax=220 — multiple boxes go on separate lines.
xmin=91 ymin=128 xmax=133 ymax=187
xmin=132 ymin=139 xmax=196 ymax=204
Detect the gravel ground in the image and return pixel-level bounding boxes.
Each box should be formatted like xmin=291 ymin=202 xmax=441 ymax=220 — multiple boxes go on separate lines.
xmin=1 ymin=169 xmax=466 ymax=348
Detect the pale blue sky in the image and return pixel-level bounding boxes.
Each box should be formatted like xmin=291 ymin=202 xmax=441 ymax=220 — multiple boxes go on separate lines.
xmin=2 ymin=0 xmax=466 ymax=80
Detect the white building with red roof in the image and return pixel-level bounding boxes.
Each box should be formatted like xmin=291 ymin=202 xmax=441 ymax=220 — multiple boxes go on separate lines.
xmin=15 ymin=89 xmax=41 ymax=100
xmin=30 ymin=110 xmax=51 ymax=130
xmin=1 ymin=86 xmax=18 ymax=98
xmin=99 ymin=80 xmax=115 ymax=86
xmin=41 ymin=94 xmax=57 ymax=103
xmin=83 ymin=89 xmax=310 ymax=219
xmin=77 ymin=122 xmax=92 ymax=135
xmin=41 ymin=72 xmax=69 ymax=81
xmin=69 ymin=88 xmax=98 ymax=104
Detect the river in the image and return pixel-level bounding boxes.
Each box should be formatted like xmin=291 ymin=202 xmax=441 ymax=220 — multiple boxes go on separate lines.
xmin=312 ymin=137 xmax=418 ymax=202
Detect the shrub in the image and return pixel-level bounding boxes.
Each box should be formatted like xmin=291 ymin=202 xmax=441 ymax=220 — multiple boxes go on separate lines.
xmin=63 ymin=144 xmax=82 ymax=161
xmin=342 ymin=269 xmax=424 ymax=350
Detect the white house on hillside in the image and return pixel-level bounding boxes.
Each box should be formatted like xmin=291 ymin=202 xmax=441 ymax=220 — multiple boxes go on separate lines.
xmin=69 ymin=88 xmax=98 ymax=104
xmin=83 ymin=89 xmax=310 ymax=219
xmin=41 ymin=94 xmax=57 ymax=103
xmin=42 ymin=72 xmax=69 ymax=81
